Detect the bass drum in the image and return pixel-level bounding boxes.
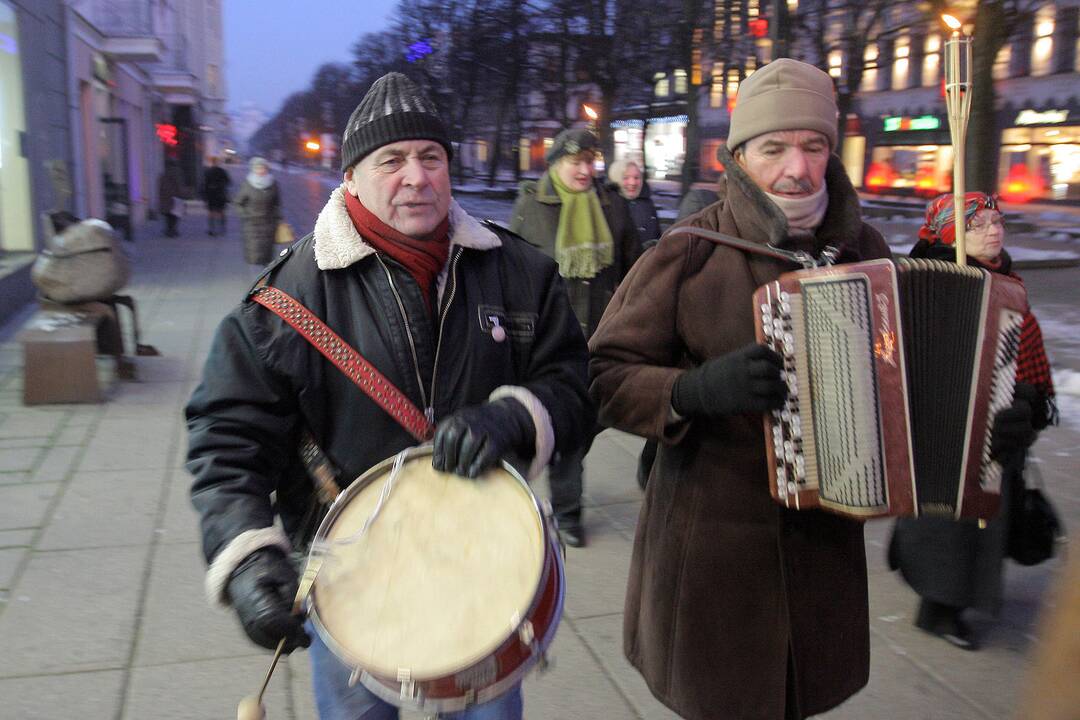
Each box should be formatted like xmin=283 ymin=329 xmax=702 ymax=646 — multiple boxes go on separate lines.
xmin=306 ymin=445 xmax=563 ymax=713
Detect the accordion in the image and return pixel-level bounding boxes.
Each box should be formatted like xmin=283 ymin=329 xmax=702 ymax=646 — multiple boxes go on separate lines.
xmin=754 ymin=258 xmax=1027 ymax=521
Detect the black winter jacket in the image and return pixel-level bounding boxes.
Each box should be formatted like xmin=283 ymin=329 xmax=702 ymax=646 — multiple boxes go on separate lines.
xmin=186 ymin=187 xmax=592 ymax=604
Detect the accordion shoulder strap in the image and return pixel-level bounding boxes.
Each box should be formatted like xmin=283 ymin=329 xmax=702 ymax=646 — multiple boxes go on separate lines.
xmin=664 ymin=226 xmax=838 ymax=269
xmin=251 ymin=285 xmax=435 ymax=442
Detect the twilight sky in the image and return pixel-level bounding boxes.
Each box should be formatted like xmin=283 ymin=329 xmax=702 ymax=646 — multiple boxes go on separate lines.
xmin=224 ymin=0 xmax=399 ymax=114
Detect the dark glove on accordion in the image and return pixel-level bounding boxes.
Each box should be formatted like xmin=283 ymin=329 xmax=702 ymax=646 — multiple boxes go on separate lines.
xmin=432 ymin=398 xmax=535 ymax=478
xmin=672 ymin=343 xmax=788 ymax=418
xmin=226 ymin=547 xmax=310 ymax=653
xmin=991 ymin=383 xmax=1040 ymax=463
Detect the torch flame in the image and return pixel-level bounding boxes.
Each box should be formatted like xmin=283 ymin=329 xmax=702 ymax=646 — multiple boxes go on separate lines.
xmin=942 ymin=14 xmax=962 ymax=31
xmin=583 ymin=105 xmax=598 ymax=120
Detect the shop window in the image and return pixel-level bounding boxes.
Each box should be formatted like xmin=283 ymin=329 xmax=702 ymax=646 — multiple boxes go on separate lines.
xmin=922 ymin=35 xmax=940 ymax=87
xmin=993 ymin=44 xmax=1012 ymax=80
xmin=866 ymin=144 xmax=954 ymax=197
xmin=674 ymin=68 xmax=688 ymax=95
xmin=518 ymin=138 xmax=530 ymax=173
xmin=0 ymin=0 xmax=34 ymax=252
xmin=1031 ymin=5 xmax=1055 ymax=76
xmin=999 ymin=125 xmax=1080 ymax=201
xmin=893 ymin=36 xmax=910 ymax=89
xmin=654 ymin=72 xmax=669 ymax=98
xmin=861 ymin=44 xmax=878 ymax=92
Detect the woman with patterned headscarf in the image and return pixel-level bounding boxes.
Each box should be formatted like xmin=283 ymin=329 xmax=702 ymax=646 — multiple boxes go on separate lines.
xmin=889 ymin=191 xmax=1057 ymax=651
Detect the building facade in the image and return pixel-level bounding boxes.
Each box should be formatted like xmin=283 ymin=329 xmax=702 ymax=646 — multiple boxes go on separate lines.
xmin=0 ymin=0 xmax=75 ymax=316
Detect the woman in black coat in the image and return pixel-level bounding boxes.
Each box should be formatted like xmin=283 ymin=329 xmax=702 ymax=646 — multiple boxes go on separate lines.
xmin=889 ymin=192 xmax=1057 ymax=650
xmin=606 ymin=159 xmax=661 ymax=249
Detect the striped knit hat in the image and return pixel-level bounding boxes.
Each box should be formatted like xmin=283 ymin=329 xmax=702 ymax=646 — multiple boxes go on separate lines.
xmin=340 ymin=72 xmax=452 ymax=172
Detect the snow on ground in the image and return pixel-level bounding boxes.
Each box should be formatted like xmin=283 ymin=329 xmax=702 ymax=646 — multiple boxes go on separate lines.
xmin=1051 ymin=368 xmax=1080 ymax=430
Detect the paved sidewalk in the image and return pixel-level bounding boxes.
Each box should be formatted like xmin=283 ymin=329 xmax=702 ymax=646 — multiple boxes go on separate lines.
xmin=0 ymin=210 xmax=1072 ymax=719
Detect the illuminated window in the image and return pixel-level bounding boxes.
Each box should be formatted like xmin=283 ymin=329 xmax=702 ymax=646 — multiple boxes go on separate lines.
xmin=710 ymin=65 xmax=724 ymax=108
xmin=893 ymin=36 xmax=910 ymax=89
xmin=476 ymin=140 xmax=488 ymax=163
xmin=922 ymin=35 xmax=940 ymax=87
xmin=1031 ymin=4 xmax=1055 ymax=76
xmin=828 ymin=50 xmax=842 ymax=79
xmin=674 ymin=68 xmax=688 ymax=94
xmin=993 ymin=44 xmax=1012 ymax=80
xmin=726 ymin=68 xmax=740 ymax=112
xmin=861 ymin=44 xmax=878 ymax=92
xmin=518 ymin=138 xmax=530 ymax=172
xmin=692 ymin=29 xmax=703 ymax=85
xmin=654 ymin=72 xmax=669 ymax=97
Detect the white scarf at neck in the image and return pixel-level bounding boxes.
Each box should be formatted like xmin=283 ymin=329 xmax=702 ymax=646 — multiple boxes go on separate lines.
xmin=766 ymin=183 xmax=828 ymax=232
xmin=247 ymin=172 xmax=274 ymax=191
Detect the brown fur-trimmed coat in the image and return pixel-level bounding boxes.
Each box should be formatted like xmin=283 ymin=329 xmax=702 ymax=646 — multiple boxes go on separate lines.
xmin=588 ymin=147 xmax=892 ymax=720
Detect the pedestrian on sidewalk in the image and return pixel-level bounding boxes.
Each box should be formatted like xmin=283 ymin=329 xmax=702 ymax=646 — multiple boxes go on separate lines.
xmin=589 ymin=59 xmax=892 ymax=719
xmin=201 ymin=156 xmax=231 ymax=236
xmin=233 ymin=156 xmax=281 ymax=266
xmin=888 ymin=191 xmax=1058 ymax=651
xmin=186 ymin=71 xmax=592 ymax=720
xmin=509 ymin=128 xmax=640 ymax=548
xmin=607 ymin=159 xmax=661 ymax=249
xmin=157 ymin=159 xmax=184 ymax=238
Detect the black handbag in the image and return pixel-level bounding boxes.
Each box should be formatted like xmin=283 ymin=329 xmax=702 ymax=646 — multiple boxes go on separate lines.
xmin=1007 ymin=465 xmax=1063 ymax=566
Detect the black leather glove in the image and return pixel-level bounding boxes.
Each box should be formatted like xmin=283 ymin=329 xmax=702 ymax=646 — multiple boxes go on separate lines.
xmin=991 ymin=383 xmax=1039 ymax=463
xmin=672 ymin=343 xmax=787 ymax=418
xmin=432 ymin=398 xmax=535 ymax=478
xmin=226 ymin=547 xmax=310 ymax=652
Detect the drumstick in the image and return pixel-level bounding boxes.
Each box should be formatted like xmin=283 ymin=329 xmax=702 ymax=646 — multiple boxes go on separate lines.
xmin=237 ymin=557 xmax=322 ymax=720
xmin=236 ymin=638 xmax=285 ymax=720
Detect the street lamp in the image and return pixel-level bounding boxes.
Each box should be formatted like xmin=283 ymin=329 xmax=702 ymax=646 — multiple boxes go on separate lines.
xmin=583 ymin=104 xmax=598 ymax=132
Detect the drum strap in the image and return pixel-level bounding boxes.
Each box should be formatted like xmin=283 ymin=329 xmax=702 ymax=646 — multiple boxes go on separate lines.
xmin=251 ymin=285 xmax=435 ymax=442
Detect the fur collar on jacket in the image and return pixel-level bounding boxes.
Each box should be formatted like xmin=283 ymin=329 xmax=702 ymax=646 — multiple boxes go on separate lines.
xmin=713 ymin=145 xmax=867 ymax=258
xmin=313 ymin=185 xmax=502 ymax=271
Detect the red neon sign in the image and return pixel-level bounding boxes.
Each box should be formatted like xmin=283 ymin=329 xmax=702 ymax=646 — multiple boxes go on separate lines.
xmin=155 ymin=123 xmax=178 ymax=146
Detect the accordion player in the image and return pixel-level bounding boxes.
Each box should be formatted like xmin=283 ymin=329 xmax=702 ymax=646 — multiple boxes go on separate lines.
xmin=754 ymin=257 xmax=1027 ymax=522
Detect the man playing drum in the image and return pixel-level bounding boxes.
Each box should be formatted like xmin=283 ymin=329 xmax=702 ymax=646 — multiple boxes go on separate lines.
xmin=186 ymin=72 xmax=592 ymax=719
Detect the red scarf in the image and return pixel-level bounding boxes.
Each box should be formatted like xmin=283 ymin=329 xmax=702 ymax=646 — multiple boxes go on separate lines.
xmin=344 ymin=191 xmax=450 ymax=315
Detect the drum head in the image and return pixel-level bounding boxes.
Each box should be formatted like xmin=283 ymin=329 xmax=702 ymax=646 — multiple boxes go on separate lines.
xmin=310 ymin=453 xmax=546 ymax=680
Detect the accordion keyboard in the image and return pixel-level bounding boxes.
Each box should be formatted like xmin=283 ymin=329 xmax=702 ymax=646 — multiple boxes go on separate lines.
xmin=760 ymin=278 xmax=889 ymax=515
xmin=978 ymin=309 xmax=1024 ymax=493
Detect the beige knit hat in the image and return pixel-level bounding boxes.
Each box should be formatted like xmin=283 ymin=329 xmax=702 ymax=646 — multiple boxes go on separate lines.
xmin=726 ymin=59 xmax=839 ymax=151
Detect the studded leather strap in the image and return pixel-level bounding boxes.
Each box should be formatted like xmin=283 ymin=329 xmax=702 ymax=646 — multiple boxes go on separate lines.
xmin=251 ymin=285 xmax=434 ymax=442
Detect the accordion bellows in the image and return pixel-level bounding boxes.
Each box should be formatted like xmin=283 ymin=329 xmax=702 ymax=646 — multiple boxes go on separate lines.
xmin=754 ymin=259 xmax=1027 ymax=521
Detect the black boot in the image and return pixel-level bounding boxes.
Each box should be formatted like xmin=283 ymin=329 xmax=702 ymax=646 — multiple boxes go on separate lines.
xmin=915 ymin=599 xmax=978 ymax=650
xmin=557 ymin=512 xmax=586 ymax=548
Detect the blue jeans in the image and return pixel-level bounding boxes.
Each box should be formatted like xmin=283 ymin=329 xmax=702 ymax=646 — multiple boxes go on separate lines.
xmin=307 ymin=622 xmax=524 ymax=719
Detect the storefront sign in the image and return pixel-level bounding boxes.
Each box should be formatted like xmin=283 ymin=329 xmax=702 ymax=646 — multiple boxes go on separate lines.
xmin=155 ymin=123 xmax=178 ymax=147
xmin=883 ymin=115 xmax=941 ymax=132
xmin=1015 ymin=109 xmax=1068 ymax=125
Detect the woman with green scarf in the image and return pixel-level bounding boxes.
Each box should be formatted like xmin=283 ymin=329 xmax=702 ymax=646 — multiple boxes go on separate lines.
xmin=510 ymin=128 xmax=640 ymax=548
